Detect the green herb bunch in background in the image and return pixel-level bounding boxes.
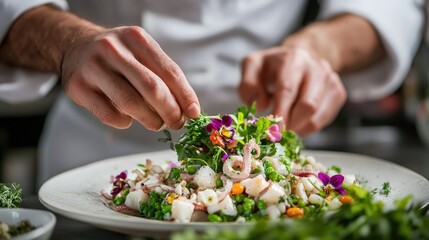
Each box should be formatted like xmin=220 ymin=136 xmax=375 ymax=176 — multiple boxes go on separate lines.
xmin=0 ymin=183 xmax=22 ymax=208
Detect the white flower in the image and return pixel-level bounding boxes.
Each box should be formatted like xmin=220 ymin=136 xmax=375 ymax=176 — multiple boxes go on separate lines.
xmin=198 ymin=189 xmax=218 ymax=206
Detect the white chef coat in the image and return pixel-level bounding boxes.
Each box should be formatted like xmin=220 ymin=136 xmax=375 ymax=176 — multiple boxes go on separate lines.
xmin=0 ymin=0 xmax=424 ymax=185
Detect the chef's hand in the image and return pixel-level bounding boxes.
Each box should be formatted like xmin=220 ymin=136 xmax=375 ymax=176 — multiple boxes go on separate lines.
xmin=239 ymin=46 xmax=347 ymax=136
xmin=61 ymin=26 xmax=200 ymax=130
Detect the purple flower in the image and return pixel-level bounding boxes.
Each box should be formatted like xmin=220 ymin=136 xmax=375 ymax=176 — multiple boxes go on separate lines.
xmin=111 ymin=170 xmax=129 ymax=197
xmin=266 ymin=124 xmax=282 ymax=142
xmin=318 ymin=172 xmax=346 ymax=195
xmin=222 ymin=153 xmax=231 ymax=162
xmin=206 ymin=115 xmax=233 ymax=132
xmin=246 ymin=113 xmax=259 ymax=125
xmin=206 ymin=115 xmax=236 ymax=148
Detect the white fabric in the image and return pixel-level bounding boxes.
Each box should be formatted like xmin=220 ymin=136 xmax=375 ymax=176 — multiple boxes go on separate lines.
xmin=0 ymin=0 xmax=68 ymax=103
xmin=0 ymin=0 xmax=423 ymax=184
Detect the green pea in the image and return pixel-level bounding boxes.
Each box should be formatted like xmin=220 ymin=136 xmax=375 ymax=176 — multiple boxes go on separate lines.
xmin=215 ymin=178 xmax=223 ymax=188
xmin=237 ymin=204 xmax=244 ymax=215
xmin=161 ymin=204 xmax=172 ymax=214
xmin=186 ymin=165 xmax=196 ymax=175
xmin=265 ymin=167 xmax=275 ymax=175
xmin=208 ymin=214 xmax=223 ymax=222
xmin=297 ymin=199 xmax=306 ymax=208
xmin=235 ymin=194 xmax=245 ymax=203
xmin=113 ymin=196 xmax=125 ymax=206
xmin=256 ymin=200 xmax=267 ymax=210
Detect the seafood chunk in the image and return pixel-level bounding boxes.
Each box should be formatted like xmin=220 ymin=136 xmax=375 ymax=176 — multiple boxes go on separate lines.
xmin=207 ymin=195 xmax=237 ymax=216
xmin=259 ymin=182 xmax=286 ymax=204
xmin=171 ymin=199 xmax=195 ymax=223
xmin=240 ymin=175 xmax=269 ymax=197
xmin=124 ymin=189 xmax=149 ymax=211
xmin=194 ymin=166 xmax=216 ymax=190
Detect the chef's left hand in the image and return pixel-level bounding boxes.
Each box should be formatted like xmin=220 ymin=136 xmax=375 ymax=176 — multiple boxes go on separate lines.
xmin=238 ymin=46 xmax=347 ymax=136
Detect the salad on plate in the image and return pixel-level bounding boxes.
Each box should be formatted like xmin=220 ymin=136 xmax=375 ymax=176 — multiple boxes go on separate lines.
xmin=102 ymin=105 xmax=359 ymax=223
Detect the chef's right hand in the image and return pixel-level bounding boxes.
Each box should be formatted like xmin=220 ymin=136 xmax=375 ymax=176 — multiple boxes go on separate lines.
xmin=61 ymin=26 xmax=200 ymax=131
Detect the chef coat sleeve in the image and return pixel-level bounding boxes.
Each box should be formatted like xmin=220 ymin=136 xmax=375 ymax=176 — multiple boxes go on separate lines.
xmin=0 ymin=0 xmax=68 ymax=103
xmin=318 ymin=0 xmax=425 ymax=102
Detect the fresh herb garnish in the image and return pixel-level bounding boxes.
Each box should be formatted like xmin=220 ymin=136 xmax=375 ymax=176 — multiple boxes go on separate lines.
xmin=0 ymin=183 xmax=22 ymax=208
xmin=160 ymin=104 xmax=302 ymax=173
xmin=379 ymin=182 xmax=391 ymax=197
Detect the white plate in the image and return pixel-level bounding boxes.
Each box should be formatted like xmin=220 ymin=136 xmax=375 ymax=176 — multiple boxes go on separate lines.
xmin=39 ymin=150 xmax=429 ymax=238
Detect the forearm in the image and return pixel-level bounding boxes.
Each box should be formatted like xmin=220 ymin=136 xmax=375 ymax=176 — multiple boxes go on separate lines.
xmin=283 ymin=14 xmax=386 ymax=73
xmin=0 ymin=5 xmax=103 ymax=73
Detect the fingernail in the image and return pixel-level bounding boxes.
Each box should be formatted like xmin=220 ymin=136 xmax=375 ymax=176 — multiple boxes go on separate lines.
xmin=187 ymin=103 xmax=200 ymax=118
xmin=155 ymin=122 xmax=167 ymax=132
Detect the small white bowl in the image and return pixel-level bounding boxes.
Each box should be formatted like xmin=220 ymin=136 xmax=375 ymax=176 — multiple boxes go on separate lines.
xmin=0 ymin=208 xmax=56 ymax=240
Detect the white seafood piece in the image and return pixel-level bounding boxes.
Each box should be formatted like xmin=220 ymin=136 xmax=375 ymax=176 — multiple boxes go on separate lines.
xmin=308 ymin=194 xmax=325 ymax=206
xmin=307 ymin=175 xmax=323 ymax=190
xmin=124 ymin=189 xmax=149 ymax=211
xmin=265 ymin=205 xmax=281 ymax=220
xmin=328 ymin=198 xmax=342 ymax=210
xmin=198 ymin=189 xmax=218 ymax=207
xmin=152 ymin=165 xmax=164 ymax=174
xmin=175 ymin=184 xmax=182 ymax=196
xmin=263 ymin=157 xmax=288 ymax=176
xmin=278 ymin=180 xmax=292 ymax=194
xmin=294 ymin=182 xmax=308 ymax=204
xmin=160 ymin=184 xmax=175 ymax=192
xmin=235 ymin=216 xmax=246 ymax=223
xmin=240 ymin=175 xmax=269 ymax=197
xmin=301 ymin=177 xmax=314 ymax=193
xmin=171 ymin=199 xmax=195 ymax=223
xmin=223 ymin=139 xmax=260 ymax=181
xmin=207 ymin=195 xmax=237 ymax=216
xmin=143 ymin=174 xmax=161 ymax=186
xmin=190 ymin=193 xmax=197 ymax=202
xmin=343 ymin=174 xmax=356 ymax=187
xmin=260 ymin=182 xmax=286 ymax=204
xmin=194 ymin=166 xmax=217 ymax=190
xmin=277 ymin=202 xmax=287 ymax=213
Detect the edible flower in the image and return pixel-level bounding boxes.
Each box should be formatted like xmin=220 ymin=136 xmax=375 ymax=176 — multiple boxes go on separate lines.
xmin=206 ymin=115 xmax=235 ymax=148
xmin=111 ymin=171 xmax=129 ymax=196
xmin=222 ymin=153 xmax=231 ymax=162
xmin=266 ymin=124 xmax=282 ymax=142
xmin=246 ymin=113 xmax=259 ymax=125
xmin=318 ymin=172 xmax=346 ymax=195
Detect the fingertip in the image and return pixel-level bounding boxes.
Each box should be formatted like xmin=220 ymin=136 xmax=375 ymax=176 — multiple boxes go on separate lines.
xmin=185 ymin=102 xmax=200 ymax=119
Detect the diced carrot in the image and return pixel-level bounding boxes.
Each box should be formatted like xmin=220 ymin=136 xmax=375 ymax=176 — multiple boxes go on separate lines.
xmin=231 ymin=183 xmax=245 ymax=195
xmin=286 ymin=207 xmax=304 ymax=218
xmin=340 ymin=195 xmax=353 ymax=204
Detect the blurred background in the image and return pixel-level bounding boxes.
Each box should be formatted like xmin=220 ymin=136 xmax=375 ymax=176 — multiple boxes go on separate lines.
xmin=1 ymin=2 xmax=429 ymax=197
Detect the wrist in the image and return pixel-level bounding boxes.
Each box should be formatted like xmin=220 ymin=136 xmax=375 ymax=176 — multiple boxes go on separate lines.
xmin=282 ymin=22 xmax=342 ymax=72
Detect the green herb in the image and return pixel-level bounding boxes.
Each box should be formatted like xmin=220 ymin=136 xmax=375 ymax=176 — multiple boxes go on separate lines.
xmin=330 ymin=165 xmax=342 ymax=173
xmin=168 ymin=168 xmax=183 ymax=182
xmin=379 ymin=182 xmax=391 ymax=197
xmin=0 ymin=183 xmax=22 ymax=208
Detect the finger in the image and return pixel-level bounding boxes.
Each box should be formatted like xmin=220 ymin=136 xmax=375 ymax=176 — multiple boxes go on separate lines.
xmin=82 ymin=57 xmax=166 ymax=131
xmin=271 ymin=49 xmax=308 ymax=126
xmin=288 ymin=60 xmax=328 ymax=131
xmin=120 ymin=27 xmax=200 ymax=119
xmin=239 ymin=52 xmax=267 ymax=107
xmin=95 ymin=35 xmax=185 ymax=130
xmin=67 ymin=80 xmax=132 ymax=129
xmin=295 ymin=72 xmax=346 ymax=136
